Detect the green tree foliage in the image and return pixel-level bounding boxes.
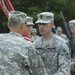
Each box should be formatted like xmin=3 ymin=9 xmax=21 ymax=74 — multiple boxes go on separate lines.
xmin=12 ymin=0 xmax=75 ymax=20
xmin=0 ymin=0 xmax=75 ymax=32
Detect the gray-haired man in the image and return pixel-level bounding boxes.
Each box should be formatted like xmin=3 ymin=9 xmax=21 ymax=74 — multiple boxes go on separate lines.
xmin=0 ymin=11 xmax=49 ymax=75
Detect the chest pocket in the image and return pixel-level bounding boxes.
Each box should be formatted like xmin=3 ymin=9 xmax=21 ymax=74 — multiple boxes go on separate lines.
xmin=36 ymin=47 xmax=59 ymax=70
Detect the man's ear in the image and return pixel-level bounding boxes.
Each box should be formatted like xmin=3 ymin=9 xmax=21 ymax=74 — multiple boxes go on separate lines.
xmin=20 ymin=22 xmax=24 ymax=29
xmin=50 ymin=21 xmax=54 ymax=28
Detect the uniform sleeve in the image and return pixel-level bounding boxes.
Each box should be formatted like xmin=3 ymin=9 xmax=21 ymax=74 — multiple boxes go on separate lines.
xmin=28 ymin=45 xmax=49 ymax=75
xmin=54 ymin=42 xmax=71 ymax=75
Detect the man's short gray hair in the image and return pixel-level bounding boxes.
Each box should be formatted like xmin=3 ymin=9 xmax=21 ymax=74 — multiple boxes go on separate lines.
xmin=8 ymin=11 xmax=27 ymax=27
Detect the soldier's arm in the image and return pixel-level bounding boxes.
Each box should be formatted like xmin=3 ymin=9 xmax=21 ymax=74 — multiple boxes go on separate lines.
xmin=54 ymin=42 xmax=71 ymax=75
xmin=28 ymin=45 xmax=49 ymax=75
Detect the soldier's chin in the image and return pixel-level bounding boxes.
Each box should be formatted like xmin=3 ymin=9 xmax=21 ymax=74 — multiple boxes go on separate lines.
xmin=40 ymin=32 xmax=45 ymax=35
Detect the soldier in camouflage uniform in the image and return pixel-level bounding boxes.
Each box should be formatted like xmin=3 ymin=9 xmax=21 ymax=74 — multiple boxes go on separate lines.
xmin=0 ymin=11 xmax=49 ymax=75
xmin=33 ymin=12 xmax=71 ymax=75
xmin=23 ymin=16 xmax=34 ymax=42
xmin=31 ymin=28 xmax=40 ymax=42
xmin=68 ymin=20 xmax=75 ymax=75
xmin=69 ymin=20 xmax=75 ymax=60
xmin=56 ymin=26 xmax=69 ymax=42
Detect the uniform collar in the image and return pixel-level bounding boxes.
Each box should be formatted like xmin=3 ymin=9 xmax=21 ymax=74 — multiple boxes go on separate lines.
xmin=9 ymin=32 xmax=23 ymax=37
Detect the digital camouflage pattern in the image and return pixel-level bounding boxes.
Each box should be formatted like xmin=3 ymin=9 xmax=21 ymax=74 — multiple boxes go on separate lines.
xmin=31 ymin=35 xmax=39 ymax=42
xmin=33 ymin=34 xmax=71 ymax=75
xmin=57 ymin=33 xmax=69 ymax=42
xmin=0 ymin=32 xmax=49 ymax=75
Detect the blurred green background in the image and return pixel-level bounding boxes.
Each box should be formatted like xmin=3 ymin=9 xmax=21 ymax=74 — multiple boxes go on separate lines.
xmin=0 ymin=0 xmax=75 ymax=34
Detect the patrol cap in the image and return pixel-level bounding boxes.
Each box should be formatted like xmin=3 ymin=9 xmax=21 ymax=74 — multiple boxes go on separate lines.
xmin=32 ymin=28 xmax=37 ymax=32
xmin=8 ymin=10 xmax=27 ymax=22
xmin=69 ymin=20 xmax=75 ymax=28
xmin=35 ymin=12 xmax=54 ymax=24
xmin=57 ymin=27 xmax=62 ymax=31
xmin=25 ymin=16 xmax=34 ymax=25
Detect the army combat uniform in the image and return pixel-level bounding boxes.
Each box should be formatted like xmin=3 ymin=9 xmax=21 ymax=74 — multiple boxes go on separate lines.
xmin=0 ymin=32 xmax=49 ymax=75
xmin=33 ymin=34 xmax=71 ymax=75
xmin=31 ymin=28 xmax=40 ymax=42
xmin=31 ymin=35 xmax=39 ymax=42
xmin=56 ymin=27 xmax=69 ymax=42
